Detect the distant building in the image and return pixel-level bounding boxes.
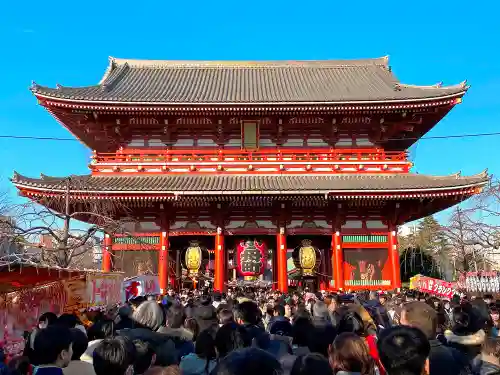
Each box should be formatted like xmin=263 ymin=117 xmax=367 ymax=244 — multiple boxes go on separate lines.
xmin=0 ymin=216 xmax=20 ymax=258
xmin=38 ymin=233 xmax=102 ymax=269
xmin=398 ymin=225 xmax=413 ymax=237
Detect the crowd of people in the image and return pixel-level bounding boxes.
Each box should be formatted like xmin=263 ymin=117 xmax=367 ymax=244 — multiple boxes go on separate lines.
xmin=2 ymin=287 xmax=500 ymax=375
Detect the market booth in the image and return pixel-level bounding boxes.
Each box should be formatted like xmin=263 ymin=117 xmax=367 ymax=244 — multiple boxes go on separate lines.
xmin=0 ymin=262 xmax=124 ymax=358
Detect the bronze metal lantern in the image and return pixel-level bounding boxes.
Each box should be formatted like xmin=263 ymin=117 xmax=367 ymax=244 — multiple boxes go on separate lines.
xmin=185 ymin=240 xmax=202 ymax=276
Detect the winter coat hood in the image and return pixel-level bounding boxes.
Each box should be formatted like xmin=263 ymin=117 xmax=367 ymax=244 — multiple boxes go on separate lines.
xmin=180 ymin=353 xmax=216 ymax=375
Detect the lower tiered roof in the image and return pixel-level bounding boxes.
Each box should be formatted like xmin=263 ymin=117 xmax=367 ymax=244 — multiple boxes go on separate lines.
xmin=12 ymin=172 xmax=488 ymax=198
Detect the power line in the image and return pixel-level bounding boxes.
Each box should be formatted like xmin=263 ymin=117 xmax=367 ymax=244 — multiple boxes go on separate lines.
xmin=0 ymin=135 xmax=76 ymax=141
xmin=420 ymin=132 xmax=500 ymax=140
xmin=0 ymin=131 xmax=499 ymax=143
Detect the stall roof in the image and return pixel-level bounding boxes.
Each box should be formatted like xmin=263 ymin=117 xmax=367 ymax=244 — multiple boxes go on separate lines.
xmin=0 ymin=261 xmax=121 ymax=294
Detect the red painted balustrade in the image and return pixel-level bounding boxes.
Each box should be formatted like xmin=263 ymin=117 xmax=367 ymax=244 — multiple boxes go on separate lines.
xmin=92 ymin=148 xmax=408 ymax=165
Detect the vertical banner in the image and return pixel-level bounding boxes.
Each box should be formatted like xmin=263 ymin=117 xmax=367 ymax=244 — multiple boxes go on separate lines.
xmin=409 ymin=274 xmax=421 ymax=290
xmin=86 ymin=274 xmax=124 ymax=307
xmin=62 ymin=278 xmax=87 ymax=313
xmin=123 ymin=275 xmax=160 ymax=300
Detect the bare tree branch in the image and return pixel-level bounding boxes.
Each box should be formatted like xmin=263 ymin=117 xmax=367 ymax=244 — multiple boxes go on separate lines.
xmin=0 ymin=178 xmax=140 ymax=268
xmin=440 ymin=179 xmax=500 ymax=272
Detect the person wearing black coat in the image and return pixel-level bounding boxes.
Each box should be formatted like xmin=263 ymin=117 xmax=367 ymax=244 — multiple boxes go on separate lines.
xmin=234 ymin=301 xmax=266 ymax=342
xmin=401 ymin=301 xmax=471 ymax=375
xmin=310 ymin=301 xmax=336 ymax=357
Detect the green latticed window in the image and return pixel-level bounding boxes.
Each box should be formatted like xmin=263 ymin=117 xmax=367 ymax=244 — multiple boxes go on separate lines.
xmin=342 ymin=235 xmax=388 ymax=243
xmin=112 ymin=236 xmax=160 ymax=245
xmin=345 ymin=280 xmax=391 ymax=287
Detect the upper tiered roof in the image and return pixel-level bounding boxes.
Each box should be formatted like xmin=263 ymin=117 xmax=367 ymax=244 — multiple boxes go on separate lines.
xmin=31 ymin=56 xmax=467 ymax=105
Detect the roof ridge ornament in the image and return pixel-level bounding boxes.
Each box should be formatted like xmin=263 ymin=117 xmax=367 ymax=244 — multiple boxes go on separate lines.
xmin=476 ymin=169 xmax=489 ymax=179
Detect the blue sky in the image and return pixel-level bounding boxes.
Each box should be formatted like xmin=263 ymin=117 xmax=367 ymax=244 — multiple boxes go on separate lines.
xmin=0 ymin=0 xmax=498 ymax=222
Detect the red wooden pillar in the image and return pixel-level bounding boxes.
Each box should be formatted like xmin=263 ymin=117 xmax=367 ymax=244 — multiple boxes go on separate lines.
xmin=319 ymin=249 xmax=327 ymax=290
xmin=332 ymin=231 xmax=343 ymax=291
xmin=277 ymin=227 xmax=288 ymax=293
xmin=102 ymin=234 xmax=112 ymax=272
xmin=214 ymin=227 xmax=225 ymax=292
xmin=388 ymin=227 xmax=401 ymax=289
xmin=159 ymin=231 xmax=169 ymax=295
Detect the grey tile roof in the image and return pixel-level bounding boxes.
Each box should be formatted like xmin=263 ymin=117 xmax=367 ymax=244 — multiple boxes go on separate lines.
xmin=31 ymin=57 xmax=467 ymax=104
xmin=12 ymin=172 xmax=488 ymax=194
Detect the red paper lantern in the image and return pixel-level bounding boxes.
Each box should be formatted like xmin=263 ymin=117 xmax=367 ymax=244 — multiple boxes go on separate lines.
xmin=237 ymin=239 xmax=266 ymax=277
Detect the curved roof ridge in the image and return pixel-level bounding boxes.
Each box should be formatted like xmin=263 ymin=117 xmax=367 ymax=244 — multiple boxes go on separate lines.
xmin=101 ymin=63 xmax=130 ymax=91
xmin=31 ymin=83 xmax=102 ymax=94
xmin=470 ymin=169 xmax=489 ymax=180
xmin=404 ymin=171 xmax=487 ymax=179
xmin=98 ymin=56 xmax=117 ymax=85
xmin=107 ymin=56 xmax=390 ymax=69
xmin=12 ymin=172 xmax=91 ymax=183
xmin=395 ymin=80 xmax=468 ymax=91
xmin=40 ymin=173 xmax=71 ymax=181
xmin=448 ymin=171 xmax=462 ymax=179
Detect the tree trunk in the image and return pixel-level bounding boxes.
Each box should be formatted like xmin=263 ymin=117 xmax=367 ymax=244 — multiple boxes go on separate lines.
xmin=58 ymin=178 xmax=71 ymax=267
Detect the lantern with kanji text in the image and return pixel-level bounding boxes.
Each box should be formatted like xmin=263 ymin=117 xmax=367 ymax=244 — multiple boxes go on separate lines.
xmin=237 ymin=239 xmax=266 ymax=277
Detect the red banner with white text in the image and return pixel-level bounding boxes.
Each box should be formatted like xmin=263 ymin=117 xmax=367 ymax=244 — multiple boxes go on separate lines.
xmin=413 ymin=275 xmax=456 ymax=299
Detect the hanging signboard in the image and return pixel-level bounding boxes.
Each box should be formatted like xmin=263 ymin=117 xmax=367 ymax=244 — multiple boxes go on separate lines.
xmin=123 ymin=275 xmax=160 ymax=300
